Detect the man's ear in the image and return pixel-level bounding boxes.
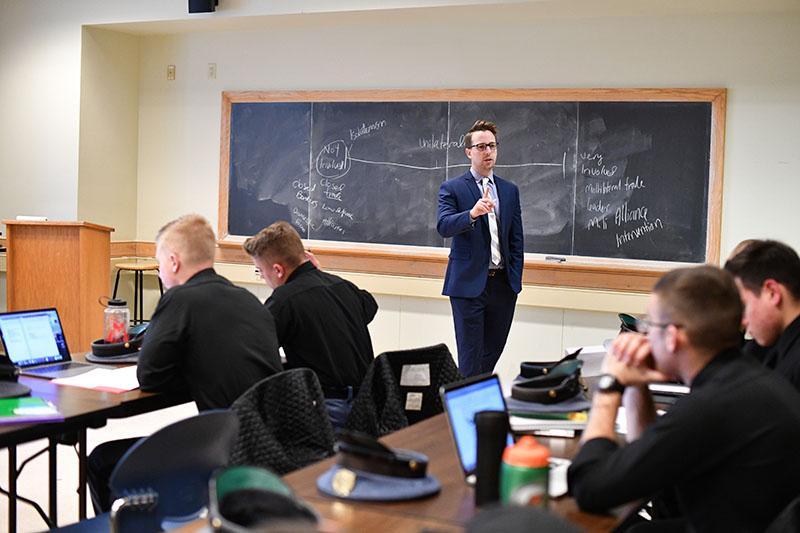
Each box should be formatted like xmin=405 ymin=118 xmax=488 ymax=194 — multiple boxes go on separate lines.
xmin=170 ymin=253 xmax=180 ymax=274
xmin=273 ymin=263 xmax=285 ymax=279
xmin=665 ymin=324 xmax=681 ymax=354
xmin=763 ymin=279 xmax=784 ymax=307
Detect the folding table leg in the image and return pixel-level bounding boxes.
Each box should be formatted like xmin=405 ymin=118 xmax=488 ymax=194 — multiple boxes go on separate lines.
xmin=49 ymin=437 xmax=58 ymax=525
xmin=78 ymin=429 xmax=87 ymax=520
xmin=9 ymin=445 xmax=17 ymax=533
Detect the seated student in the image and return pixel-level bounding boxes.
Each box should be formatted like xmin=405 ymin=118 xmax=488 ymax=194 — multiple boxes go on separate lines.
xmin=243 ymin=221 xmax=378 ymax=431
xmin=725 ymin=239 xmax=800 ymax=392
xmin=568 ymin=266 xmax=800 ymax=532
xmin=727 ymin=239 xmax=771 ymax=362
xmin=88 ymin=214 xmax=282 ymax=512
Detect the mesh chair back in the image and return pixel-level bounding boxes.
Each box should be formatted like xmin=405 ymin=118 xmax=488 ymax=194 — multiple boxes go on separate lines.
xmin=109 ymin=410 xmax=239 ymax=532
xmin=229 ymin=368 xmax=335 ymax=475
xmin=345 ymin=343 xmax=462 ymax=437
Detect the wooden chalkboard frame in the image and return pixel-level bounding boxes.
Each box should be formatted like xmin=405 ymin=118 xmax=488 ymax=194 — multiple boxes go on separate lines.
xmin=218 ymin=88 xmax=726 ymax=293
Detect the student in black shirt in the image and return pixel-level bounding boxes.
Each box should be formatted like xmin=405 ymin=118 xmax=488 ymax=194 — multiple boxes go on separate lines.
xmin=725 ymin=239 xmax=800 ymax=392
xmin=244 ymin=221 xmax=378 ymax=430
xmin=88 ymin=214 xmax=282 ymax=512
xmin=568 ymin=266 xmax=800 ymax=531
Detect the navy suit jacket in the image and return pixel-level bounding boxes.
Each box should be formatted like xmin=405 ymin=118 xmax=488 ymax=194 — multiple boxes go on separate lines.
xmin=437 ymin=171 xmax=523 ymax=298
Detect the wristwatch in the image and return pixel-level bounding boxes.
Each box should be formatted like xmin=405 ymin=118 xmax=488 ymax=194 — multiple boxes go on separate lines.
xmin=597 ymin=374 xmax=626 ymax=394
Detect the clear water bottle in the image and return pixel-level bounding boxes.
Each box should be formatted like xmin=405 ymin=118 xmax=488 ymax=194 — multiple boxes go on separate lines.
xmin=104 ymin=298 xmax=130 ymax=344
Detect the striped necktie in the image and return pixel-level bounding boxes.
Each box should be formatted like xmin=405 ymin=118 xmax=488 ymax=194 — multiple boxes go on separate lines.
xmin=482 ymin=177 xmax=502 ymax=266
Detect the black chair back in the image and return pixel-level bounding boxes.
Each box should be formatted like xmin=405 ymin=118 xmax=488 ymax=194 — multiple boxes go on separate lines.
xmin=229 ymin=368 xmax=335 ymax=475
xmin=345 ymin=343 xmax=462 ymax=437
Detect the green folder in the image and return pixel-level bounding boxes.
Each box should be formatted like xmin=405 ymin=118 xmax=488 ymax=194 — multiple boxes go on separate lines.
xmin=0 ymin=396 xmax=63 ymax=425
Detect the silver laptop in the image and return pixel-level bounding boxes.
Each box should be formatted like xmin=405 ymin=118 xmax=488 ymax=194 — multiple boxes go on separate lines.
xmin=0 ymin=308 xmax=97 ymax=379
xmin=440 ymin=373 xmax=513 ymax=486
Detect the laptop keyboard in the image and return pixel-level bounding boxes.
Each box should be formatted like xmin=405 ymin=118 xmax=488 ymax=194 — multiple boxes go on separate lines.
xmin=27 ymin=362 xmax=80 ymax=374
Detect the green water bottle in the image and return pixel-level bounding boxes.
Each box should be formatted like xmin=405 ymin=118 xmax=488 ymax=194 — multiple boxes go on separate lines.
xmin=499 ymin=435 xmax=550 ymax=507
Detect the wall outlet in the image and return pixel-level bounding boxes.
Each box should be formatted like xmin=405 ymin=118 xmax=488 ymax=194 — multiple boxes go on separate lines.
xmin=208 ymin=63 xmax=217 ymax=79
xmin=167 ymin=64 xmax=176 ymax=81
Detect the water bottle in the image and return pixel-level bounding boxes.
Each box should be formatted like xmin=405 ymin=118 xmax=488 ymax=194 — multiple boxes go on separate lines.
xmin=474 ymin=410 xmax=510 ymax=506
xmin=104 ymin=298 xmax=130 ymax=344
xmin=500 ymin=435 xmax=550 ymax=507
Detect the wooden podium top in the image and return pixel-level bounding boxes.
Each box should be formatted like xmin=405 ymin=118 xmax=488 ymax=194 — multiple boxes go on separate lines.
xmin=2 ymin=220 xmax=115 ymax=233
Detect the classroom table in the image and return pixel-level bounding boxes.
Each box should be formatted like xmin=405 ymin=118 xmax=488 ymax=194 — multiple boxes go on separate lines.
xmin=279 ymin=413 xmax=622 ymax=532
xmin=172 ymin=411 xmax=621 ymax=533
xmin=0 ymin=371 xmax=189 ymax=533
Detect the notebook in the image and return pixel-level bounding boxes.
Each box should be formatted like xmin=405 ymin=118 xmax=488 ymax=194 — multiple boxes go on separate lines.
xmin=0 ymin=308 xmax=97 ymax=379
xmin=440 ymin=374 xmax=512 ymax=485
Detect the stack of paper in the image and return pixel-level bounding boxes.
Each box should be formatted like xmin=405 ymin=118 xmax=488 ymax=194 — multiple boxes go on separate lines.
xmin=53 ymin=365 xmax=139 ymax=393
xmin=510 ymin=411 xmax=589 ymax=433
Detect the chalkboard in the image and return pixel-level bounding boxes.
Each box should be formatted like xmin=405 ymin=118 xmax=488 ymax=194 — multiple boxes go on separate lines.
xmin=220 ymin=89 xmax=724 ymax=264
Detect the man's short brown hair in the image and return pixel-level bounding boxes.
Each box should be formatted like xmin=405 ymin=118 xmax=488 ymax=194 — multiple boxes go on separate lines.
xmin=156 ymin=214 xmax=216 ymax=266
xmin=653 ymin=266 xmax=742 ymax=353
xmin=243 ymin=221 xmax=305 ymax=268
xmin=464 ymin=120 xmax=498 ymax=148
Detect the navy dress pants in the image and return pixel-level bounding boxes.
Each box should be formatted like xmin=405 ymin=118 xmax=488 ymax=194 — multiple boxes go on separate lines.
xmin=449 ymin=272 xmax=517 ymax=377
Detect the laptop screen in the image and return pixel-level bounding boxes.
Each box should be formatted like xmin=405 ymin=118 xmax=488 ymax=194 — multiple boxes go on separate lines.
xmin=441 ymin=374 xmax=511 ymax=475
xmin=0 ymin=308 xmax=71 ymax=368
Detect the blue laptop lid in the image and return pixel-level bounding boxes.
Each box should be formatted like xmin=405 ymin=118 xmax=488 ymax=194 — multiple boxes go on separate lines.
xmin=440 ymin=374 xmax=509 ymax=476
xmin=0 ymin=308 xmax=72 ymax=368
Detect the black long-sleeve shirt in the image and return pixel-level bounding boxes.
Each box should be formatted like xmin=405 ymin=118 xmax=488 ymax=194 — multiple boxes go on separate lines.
xmin=137 ymin=268 xmax=282 ymax=410
xmin=568 ymin=349 xmax=800 ymax=532
xmin=266 ymin=261 xmax=377 ymax=392
xmin=765 ymin=314 xmax=800 ymax=393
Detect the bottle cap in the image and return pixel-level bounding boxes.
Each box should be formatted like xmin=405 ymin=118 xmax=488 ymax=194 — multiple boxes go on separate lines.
xmin=502 ymin=436 xmax=549 ymax=468
xmin=108 ymin=298 xmax=127 ymax=307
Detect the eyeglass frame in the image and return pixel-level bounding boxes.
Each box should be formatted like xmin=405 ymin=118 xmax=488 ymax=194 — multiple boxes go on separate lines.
xmin=467 ymin=142 xmax=499 ymax=152
xmin=634 ymin=317 xmax=684 ymax=334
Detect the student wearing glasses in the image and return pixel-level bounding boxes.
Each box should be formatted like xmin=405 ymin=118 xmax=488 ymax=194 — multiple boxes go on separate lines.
xmin=436 ymin=120 xmax=523 ymax=377
xmin=569 ymin=266 xmax=800 ymax=531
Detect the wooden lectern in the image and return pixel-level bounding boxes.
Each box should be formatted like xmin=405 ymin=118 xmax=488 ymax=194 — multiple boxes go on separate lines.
xmin=3 ymin=220 xmax=114 ymax=352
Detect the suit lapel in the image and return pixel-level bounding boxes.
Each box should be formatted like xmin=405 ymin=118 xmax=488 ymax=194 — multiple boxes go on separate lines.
xmin=462 ymin=172 xmax=489 ymax=234
xmin=494 ymin=175 xmax=508 ymax=232
xmin=463 ymin=172 xmax=481 ymax=204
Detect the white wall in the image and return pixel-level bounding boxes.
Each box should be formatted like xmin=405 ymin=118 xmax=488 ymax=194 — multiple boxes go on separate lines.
xmin=77 ymin=28 xmax=141 ymax=239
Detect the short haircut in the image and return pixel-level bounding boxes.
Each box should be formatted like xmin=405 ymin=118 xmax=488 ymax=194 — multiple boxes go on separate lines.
xmin=724 ymin=239 xmax=800 ymax=299
xmin=242 ymin=221 xmax=305 ymax=269
xmin=653 ymin=265 xmax=742 ymax=353
xmin=156 ymin=214 xmax=216 ymax=266
xmin=465 ymin=120 xmax=498 ymax=148
xmin=727 ymin=239 xmax=758 ymax=261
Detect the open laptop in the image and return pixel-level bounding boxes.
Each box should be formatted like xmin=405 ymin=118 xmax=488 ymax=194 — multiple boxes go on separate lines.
xmin=440 ymin=373 xmax=513 ymax=486
xmin=0 ymin=308 xmax=97 ymax=379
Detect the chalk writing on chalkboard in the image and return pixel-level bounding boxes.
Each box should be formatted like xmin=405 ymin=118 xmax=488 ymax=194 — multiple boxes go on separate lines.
xmin=222 ymin=91 xmax=719 ymax=264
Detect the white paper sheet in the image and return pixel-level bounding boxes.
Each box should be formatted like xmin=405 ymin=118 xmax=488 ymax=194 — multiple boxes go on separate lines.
xmin=52 ymin=364 xmax=139 ymax=393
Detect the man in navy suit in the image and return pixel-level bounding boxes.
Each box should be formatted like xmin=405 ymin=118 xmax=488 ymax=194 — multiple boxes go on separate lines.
xmin=437 ymin=120 xmax=523 ymax=376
